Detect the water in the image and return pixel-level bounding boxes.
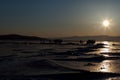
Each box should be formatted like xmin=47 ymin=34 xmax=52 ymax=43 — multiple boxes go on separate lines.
xmin=55 ymin=41 xmax=120 ymax=73
xmin=0 ymin=40 xmax=120 ymax=79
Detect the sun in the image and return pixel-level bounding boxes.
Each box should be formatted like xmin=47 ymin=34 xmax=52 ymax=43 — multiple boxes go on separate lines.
xmin=103 ymin=20 xmax=110 ymax=27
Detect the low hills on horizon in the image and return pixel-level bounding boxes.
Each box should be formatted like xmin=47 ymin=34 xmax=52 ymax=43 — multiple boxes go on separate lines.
xmin=0 ymin=34 xmax=120 ymax=41
xmin=0 ymin=34 xmax=48 ymax=41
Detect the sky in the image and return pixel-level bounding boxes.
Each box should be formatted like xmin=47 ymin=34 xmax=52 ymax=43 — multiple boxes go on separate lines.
xmin=0 ymin=0 xmax=120 ymax=37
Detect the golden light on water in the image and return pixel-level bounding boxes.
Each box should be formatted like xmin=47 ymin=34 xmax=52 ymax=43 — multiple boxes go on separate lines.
xmin=99 ymin=60 xmax=111 ymax=72
xmin=102 ymin=20 xmax=110 ymax=27
xmin=100 ymin=48 xmax=110 ymax=53
xmin=102 ymin=41 xmax=111 ymax=48
xmin=102 ymin=41 xmax=109 ymax=45
xmin=100 ymin=41 xmax=111 ymax=53
xmin=98 ymin=42 xmax=113 ymax=72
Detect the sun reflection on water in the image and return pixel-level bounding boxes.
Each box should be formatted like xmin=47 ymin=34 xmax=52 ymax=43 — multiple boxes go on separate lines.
xmin=102 ymin=41 xmax=111 ymax=48
xmin=102 ymin=41 xmax=109 ymax=45
xmin=99 ymin=60 xmax=111 ymax=72
xmin=99 ymin=41 xmax=111 ymax=53
xmin=100 ymin=48 xmax=111 ymax=53
xmin=98 ymin=41 xmax=113 ymax=72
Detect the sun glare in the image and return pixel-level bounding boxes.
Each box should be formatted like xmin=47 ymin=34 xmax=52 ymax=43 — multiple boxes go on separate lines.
xmin=103 ymin=20 xmax=110 ymax=27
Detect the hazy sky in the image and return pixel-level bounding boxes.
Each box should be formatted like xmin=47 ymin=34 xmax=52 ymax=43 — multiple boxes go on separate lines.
xmin=0 ymin=0 xmax=120 ymax=37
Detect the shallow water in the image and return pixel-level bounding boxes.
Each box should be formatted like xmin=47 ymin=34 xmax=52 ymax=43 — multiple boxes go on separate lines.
xmin=0 ymin=40 xmax=120 ymax=79
xmin=53 ymin=41 xmax=120 ymax=73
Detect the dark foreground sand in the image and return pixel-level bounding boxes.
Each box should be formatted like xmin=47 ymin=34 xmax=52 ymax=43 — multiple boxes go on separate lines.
xmin=0 ymin=72 xmax=120 ymax=80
